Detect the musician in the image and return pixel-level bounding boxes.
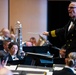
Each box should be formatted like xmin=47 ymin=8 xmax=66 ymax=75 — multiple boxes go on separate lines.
xmin=0 ymin=40 xmax=10 ymax=53
xmin=0 ymin=28 xmax=11 ymax=40
xmin=43 ymin=2 xmax=76 ymax=57
xmin=0 ymin=28 xmax=15 ymax=42
xmin=0 ymin=40 xmax=11 ymax=65
xmin=53 ymin=52 xmax=76 ymax=75
xmin=25 ymin=41 xmax=33 ymax=46
xmin=30 ymin=37 xmax=37 ymax=46
xmin=3 ymin=40 xmax=11 ymax=53
xmin=7 ymin=42 xmax=22 ymax=61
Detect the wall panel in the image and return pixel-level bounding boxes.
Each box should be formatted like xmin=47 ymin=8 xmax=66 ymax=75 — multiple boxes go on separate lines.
xmin=9 ymin=0 xmax=47 ymax=41
xmin=0 ymin=0 xmax=8 ymax=30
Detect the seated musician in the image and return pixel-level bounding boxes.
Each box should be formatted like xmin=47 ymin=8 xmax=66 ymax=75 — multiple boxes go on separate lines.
xmin=0 ymin=28 xmax=15 ymax=42
xmin=7 ymin=42 xmax=22 ymax=61
xmin=23 ymin=37 xmax=37 ymax=46
xmin=29 ymin=37 xmax=37 ymax=46
xmin=53 ymin=52 xmax=76 ymax=75
xmin=26 ymin=41 xmax=33 ymax=46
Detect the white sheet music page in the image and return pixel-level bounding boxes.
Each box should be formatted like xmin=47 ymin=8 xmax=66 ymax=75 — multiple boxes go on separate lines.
xmin=4 ymin=65 xmax=17 ymax=70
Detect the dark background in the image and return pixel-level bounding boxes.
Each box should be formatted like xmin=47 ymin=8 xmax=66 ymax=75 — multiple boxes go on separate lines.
xmin=47 ymin=1 xmax=70 ymax=48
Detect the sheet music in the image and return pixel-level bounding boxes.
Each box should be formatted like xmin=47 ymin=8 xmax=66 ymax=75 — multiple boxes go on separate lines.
xmin=26 ymin=73 xmax=44 ymax=75
xmin=17 ymin=67 xmax=49 ymax=72
xmin=53 ymin=67 xmax=63 ymax=70
xmin=4 ymin=65 xmax=17 ymax=70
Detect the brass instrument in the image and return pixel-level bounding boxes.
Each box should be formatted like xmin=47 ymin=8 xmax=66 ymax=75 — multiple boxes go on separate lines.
xmin=37 ymin=35 xmax=51 ymax=46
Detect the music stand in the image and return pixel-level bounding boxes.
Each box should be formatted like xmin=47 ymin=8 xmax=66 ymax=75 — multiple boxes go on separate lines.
xmin=23 ymin=46 xmax=50 ymax=53
xmin=25 ymin=52 xmax=53 ymax=67
xmin=7 ymin=59 xmax=25 ymax=65
xmin=26 ymin=52 xmax=53 ymax=59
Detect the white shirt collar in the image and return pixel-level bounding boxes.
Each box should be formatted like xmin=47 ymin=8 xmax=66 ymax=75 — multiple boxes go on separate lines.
xmin=68 ymin=21 xmax=74 ymax=31
xmin=4 ymin=49 xmax=8 ymax=53
xmin=65 ymin=65 xmax=75 ymax=73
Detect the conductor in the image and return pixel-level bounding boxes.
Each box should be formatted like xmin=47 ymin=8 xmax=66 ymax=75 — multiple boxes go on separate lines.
xmin=43 ymin=2 xmax=76 ymax=57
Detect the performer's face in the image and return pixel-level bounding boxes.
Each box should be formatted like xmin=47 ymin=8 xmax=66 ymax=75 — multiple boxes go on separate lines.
xmin=68 ymin=2 xmax=76 ymax=18
xmin=9 ymin=45 xmax=18 ymax=55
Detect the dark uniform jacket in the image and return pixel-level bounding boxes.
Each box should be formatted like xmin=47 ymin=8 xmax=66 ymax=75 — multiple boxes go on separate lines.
xmin=49 ymin=19 xmax=76 ymax=56
xmin=53 ymin=67 xmax=76 ymax=75
xmin=0 ymin=50 xmax=9 ymax=63
xmin=7 ymin=54 xmax=23 ymax=65
xmin=7 ymin=54 xmax=22 ymax=61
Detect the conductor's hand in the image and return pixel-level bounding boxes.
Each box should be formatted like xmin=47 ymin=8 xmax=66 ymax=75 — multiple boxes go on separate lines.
xmin=59 ymin=48 xmax=66 ymax=58
xmin=43 ymin=31 xmax=49 ymax=36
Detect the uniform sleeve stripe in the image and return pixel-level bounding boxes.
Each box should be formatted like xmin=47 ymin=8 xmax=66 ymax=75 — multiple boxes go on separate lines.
xmin=50 ymin=30 xmax=56 ymax=37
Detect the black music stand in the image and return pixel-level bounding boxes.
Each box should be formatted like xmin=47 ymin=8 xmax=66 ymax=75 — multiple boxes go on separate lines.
xmin=23 ymin=46 xmax=50 ymax=53
xmin=25 ymin=52 xmax=53 ymax=67
xmin=7 ymin=59 xmax=25 ymax=65
xmin=23 ymin=45 xmax=60 ymax=58
xmin=26 ymin=52 xmax=53 ymax=60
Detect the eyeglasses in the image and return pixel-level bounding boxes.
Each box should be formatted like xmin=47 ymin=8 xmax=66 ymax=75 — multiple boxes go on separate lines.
xmin=68 ymin=7 xmax=76 ymax=9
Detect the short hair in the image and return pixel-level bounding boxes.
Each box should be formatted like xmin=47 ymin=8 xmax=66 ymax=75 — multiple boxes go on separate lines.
xmin=70 ymin=1 xmax=76 ymax=6
xmin=8 ymin=42 xmax=18 ymax=49
xmin=66 ymin=52 xmax=76 ymax=67
xmin=65 ymin=58 xmax=74 ymax=67
xmin=30 ymin=37 xmax=36 ymax=40
xmin=3 ymin=40 xmax=11 ymax=45
xmin=68 ymin=52 xmax=76 ymax=59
